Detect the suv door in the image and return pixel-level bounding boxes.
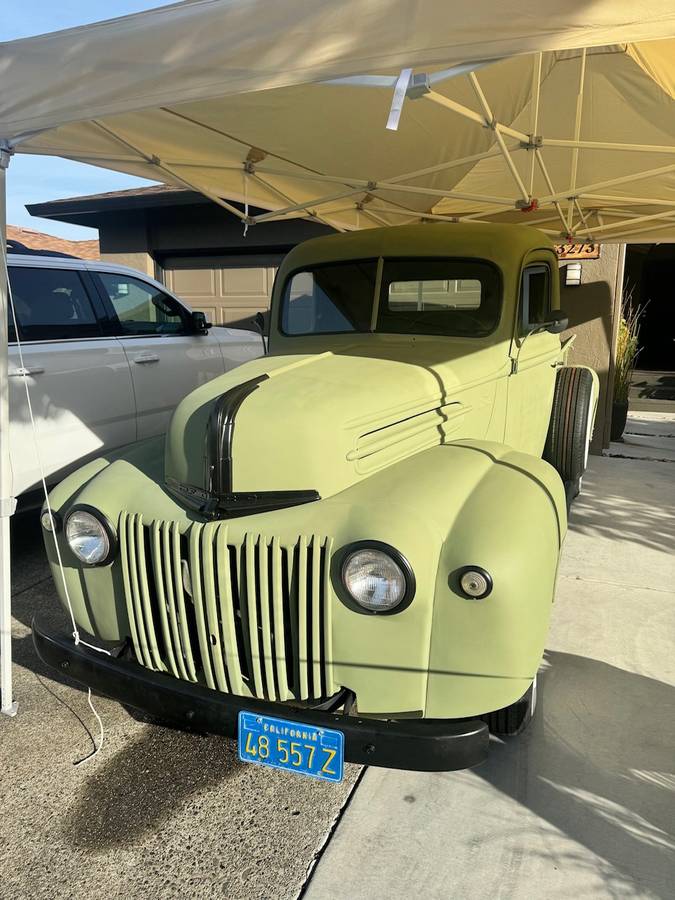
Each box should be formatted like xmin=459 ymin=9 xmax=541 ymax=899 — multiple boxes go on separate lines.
xmin=7 ymin=264 xmax=135 ymax=497
xmin=92 ymin=270 xmax=224 ymax=439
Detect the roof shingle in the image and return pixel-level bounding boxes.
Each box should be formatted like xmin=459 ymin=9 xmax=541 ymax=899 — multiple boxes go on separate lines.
xmin=7 ymin=224 xmax=100 ymax=259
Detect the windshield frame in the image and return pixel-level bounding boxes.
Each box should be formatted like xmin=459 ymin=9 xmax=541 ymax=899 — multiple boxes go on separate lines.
xmin=277 ymin=255 xmax=503 ymax=339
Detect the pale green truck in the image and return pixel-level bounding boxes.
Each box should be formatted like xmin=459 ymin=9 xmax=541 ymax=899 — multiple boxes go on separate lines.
xmin=34 ymin=223 xmax=597 ymax=778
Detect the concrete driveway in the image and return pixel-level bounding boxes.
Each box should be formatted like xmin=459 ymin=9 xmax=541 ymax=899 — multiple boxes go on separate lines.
xmin=306 ymin=454 xmax=675 ymax=900
xmin=1 ymin=451 xmax=673 ymax=899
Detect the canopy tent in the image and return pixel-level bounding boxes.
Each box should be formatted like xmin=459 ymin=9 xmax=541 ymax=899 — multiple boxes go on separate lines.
xmin=3 ymin=0 xmax=675 ymax=715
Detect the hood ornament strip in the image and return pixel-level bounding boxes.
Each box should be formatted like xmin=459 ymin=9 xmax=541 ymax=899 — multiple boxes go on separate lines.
xmin=206 ymin=374 xmax=269 ymax=495
xmin=165 ymin=477 xmax=320 ymax=519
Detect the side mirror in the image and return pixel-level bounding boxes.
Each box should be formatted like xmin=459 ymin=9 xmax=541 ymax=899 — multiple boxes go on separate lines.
xmin=253 ymin=310 xmax=268 ymax=354
xmin=545 ymin=309 xmax=569 ymax=334
xmin=191 ymin=310 xmax=211 ymax=334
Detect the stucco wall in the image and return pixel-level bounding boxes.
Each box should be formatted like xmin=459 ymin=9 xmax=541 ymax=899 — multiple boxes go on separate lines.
xmin=99 ymin=250 xmax=155 ymax=276
xmin=559 ymin=245 xmax=625 ymax=451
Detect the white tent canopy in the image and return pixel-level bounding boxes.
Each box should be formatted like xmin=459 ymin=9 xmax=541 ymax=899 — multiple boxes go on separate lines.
xmin=3 ymin=0 xmax=675 ymax=713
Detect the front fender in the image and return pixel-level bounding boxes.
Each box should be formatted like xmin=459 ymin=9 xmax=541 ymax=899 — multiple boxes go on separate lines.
xmin=424 ymin=439 xmax=566 ymax=717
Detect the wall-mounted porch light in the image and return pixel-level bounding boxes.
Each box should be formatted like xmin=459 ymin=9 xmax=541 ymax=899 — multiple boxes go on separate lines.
xmin=565 ymin=262 xmax=582 ymax=286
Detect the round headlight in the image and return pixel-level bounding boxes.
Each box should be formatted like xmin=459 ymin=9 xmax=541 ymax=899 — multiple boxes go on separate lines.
xmin=342 ymin=547 xmax=410 ymax=613
xmin=65 ymin=509 xmax=112 ymax=566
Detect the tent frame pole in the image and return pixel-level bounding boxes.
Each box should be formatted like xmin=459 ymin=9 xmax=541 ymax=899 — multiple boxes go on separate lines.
xmin=539 ymin=162 xmax=675 ymax=205
xmin=92 ymin=121 xmax=252 ymax=223
xmin=544 ymin=138 xmax=675 ymax=155
xmin=528 ymin=53 xmax=543 ymax=195
xmin=0 ymin=143 xmax=17 ymax=718
xmin=567 ymin=48 xmax=587 ymax=229
xmin=583 ymin=193 xmax=675 ymax=207
xmin=533 ymin=149 xmax=569 ymax=233
xmin=576 ymin=206 xmax=675 ymax=237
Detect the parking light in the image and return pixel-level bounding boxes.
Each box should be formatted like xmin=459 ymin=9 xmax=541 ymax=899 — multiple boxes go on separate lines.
xmin=458 ymin=566 xmax=493 ymax=599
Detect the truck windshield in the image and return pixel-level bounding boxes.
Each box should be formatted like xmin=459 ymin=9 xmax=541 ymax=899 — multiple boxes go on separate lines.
xmin=280 ymin=258 xmax=501 ymax=337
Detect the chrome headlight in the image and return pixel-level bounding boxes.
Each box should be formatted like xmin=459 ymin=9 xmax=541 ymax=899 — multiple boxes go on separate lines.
xmin=341 ymin=542 xmax=415 ymax=614
xmin=64 ymin=508 xmax=115 ymax=566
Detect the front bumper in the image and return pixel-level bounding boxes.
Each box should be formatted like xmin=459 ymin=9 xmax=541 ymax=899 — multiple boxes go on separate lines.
xmin=33 ymin=617 xmax=489 ymax=772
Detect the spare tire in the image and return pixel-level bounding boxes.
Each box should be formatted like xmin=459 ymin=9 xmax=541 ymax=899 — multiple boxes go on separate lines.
xmin=544 ymin=366 xmax=595 ymax=491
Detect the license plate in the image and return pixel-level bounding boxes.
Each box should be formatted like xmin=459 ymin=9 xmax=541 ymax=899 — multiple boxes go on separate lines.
xmin=238 ymin=711 xmax=344 ymax=782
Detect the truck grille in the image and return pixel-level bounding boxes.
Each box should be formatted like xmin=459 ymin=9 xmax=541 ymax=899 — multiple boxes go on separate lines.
xmin=119 ymin=511 xmax=336 ymax=701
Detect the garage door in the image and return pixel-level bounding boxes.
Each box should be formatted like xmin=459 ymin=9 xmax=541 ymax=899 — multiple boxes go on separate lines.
xmin=163 ymin=254 xmax=284 ymax=329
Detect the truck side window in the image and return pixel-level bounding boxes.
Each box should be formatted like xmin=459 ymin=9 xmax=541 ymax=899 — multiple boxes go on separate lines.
xmin=520 ymin=264 xmax=550 ymax=333
xmin=7 ymin=266 xmax=101 ymax=342
xmin=96 ymin=272 xmax=187 ymax=336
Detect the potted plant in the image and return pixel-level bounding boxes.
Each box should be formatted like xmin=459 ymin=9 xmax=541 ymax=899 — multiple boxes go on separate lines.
xmin=612 ymin=291 xmax=644 ymax=442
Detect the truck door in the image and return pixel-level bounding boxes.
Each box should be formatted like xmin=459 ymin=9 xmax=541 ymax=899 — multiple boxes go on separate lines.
xmin=92 ymin=270 xmax=224 ymax=440
xmin=505 ymin=262 xmax=560 ymax=455
xmin=7 ymin=264 xmax=135 ymax=497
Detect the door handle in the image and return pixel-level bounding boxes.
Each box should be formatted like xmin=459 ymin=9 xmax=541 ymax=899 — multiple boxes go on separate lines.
xmin=133 ymin=354 xmax=160 ymax=364
xmin=9 ymin=366 xmax=45 ymax=376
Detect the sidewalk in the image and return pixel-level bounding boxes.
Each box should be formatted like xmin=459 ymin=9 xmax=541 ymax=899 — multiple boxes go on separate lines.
xmin=606 ymin=412 xmax=675 ymax=463
xmin=304 ymin=453 xmax=675 ymax=900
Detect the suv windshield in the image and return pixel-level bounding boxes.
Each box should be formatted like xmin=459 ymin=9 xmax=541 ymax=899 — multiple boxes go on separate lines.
xmin=280 ymin=258 xmax=500 ymax=337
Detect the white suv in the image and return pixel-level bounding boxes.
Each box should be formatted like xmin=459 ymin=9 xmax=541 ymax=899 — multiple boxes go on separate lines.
xmin=7 ymin=253 xmax=263 ymax=503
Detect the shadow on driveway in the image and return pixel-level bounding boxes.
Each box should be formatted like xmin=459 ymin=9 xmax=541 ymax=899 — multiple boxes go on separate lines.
xmin=476 ymin=650 xmax=675 ymax=897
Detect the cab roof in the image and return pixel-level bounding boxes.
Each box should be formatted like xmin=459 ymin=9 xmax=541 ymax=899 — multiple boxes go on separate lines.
xmin=276 ymin=223 xmax=555 ymax=282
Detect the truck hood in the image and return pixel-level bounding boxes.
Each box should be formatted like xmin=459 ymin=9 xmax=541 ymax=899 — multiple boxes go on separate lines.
xmin=165 ymin=341 xmax=496 ymax=506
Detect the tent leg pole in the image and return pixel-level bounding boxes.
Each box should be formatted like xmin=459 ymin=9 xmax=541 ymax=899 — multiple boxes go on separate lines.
xmin=0 ymin=147 xmax=17 ymax=718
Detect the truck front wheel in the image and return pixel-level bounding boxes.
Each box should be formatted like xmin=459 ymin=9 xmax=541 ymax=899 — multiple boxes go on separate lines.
xmin=481 ymin=678 xmax=537 ymax=736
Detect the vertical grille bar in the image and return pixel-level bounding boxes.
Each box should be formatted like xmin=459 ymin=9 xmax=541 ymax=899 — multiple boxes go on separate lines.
xmin=214 ymin=525 xmax=245 ymax=695
xmin=160 ymin=521 xmax=190 ymax=681
xmin=257 ymin=536 xmax=277 ymax=701
xmin=322 ymin=537 xmax=335 ymax=696
xmin=119 ymin=511 xmax=145 ymax=667
xmin=150 ymin=520 xmax=179 ymax=678
xmin=245 ymin=532 xmax=265 ymax=697
xmin=297 ymin=535 xmax=309 ymax=699
xmin=170 ymin=522 xmax=198 ymax=681
xmin=135 ymin=514 xmax=166 ymax=672
xmin=188 ymin=523 xmax=216 ymax=690
xmin=126 ymin=513 xmax=154 ymax=669
xmin=310 ymin=534 xmax=323 ymax=698
xmin=270 ymin=536 xmax=291 ymax=701
xmin=201 ymin=522 xmax=229 ymax=692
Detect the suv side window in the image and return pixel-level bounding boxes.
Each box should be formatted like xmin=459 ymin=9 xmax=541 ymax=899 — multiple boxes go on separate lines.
xmin=520 ymin=264 xmax=551 ymax=333
xmin=95 ymin=272 xmax=187 ymax=336
xmin=7 ymin=266 xmax=101 ymax=342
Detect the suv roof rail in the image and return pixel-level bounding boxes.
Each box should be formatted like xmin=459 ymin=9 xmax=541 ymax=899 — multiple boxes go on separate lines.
xmin=6 ymin=239 xmax=77 ymax=259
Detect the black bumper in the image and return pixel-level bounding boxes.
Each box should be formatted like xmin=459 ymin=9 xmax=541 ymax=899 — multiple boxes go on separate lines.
xmin=32 ymin=618 xmax=489 ymax=772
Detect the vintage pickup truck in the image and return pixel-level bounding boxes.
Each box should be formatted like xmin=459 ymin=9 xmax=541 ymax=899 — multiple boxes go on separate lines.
xmin=34 ymin=223 xmax=597 ymax=778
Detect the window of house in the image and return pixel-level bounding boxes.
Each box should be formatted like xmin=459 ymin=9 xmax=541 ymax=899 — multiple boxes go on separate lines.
xmin=96 ymin=272 xmax=187 ymax=336
xmin=7 ymin=266 xmax=101 ymax=342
